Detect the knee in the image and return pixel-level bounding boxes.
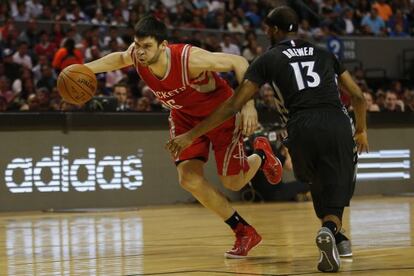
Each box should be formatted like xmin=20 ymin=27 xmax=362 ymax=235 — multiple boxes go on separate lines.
xmin=179 ymin=172 xmax=205 ymax=193
xmin=221 ymin=176 xmax=243 ymax=191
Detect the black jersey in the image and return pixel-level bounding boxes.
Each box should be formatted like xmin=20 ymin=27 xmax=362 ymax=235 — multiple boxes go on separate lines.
xmin=245 ymin=38 xmax=346 ymax=124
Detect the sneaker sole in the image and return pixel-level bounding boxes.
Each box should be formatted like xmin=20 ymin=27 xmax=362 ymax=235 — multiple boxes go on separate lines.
xmin=339 ymin=252 xmax=353 ymax=257
xmin=316 ymin=231 xmax=340 ymax=272
xmin=224 ymin=239 xmax=262 ymax=259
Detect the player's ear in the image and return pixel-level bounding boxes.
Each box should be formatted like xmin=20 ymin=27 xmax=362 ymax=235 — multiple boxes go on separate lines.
xmin=273 ymin=26 xmax=279 ymax=34
xmin=160 ymin=40 xmax=168 ymax=50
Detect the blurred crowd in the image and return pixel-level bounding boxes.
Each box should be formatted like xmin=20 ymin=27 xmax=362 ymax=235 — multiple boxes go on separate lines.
xmin=0 ymin=0 xmax=413 ymax=112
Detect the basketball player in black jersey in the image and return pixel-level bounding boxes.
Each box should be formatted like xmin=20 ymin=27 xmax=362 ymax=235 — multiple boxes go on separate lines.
xmin=166 ymin=6 xmax=369 ymax=273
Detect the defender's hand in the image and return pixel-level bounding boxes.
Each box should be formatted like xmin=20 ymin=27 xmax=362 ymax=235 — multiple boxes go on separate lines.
xmin=166 ymin=133 xmax=194 ymax=158
xmin=240 ymin=104 xmax=258 ymax=136
xmin=354 ymin=130 xmax=369 ymax=154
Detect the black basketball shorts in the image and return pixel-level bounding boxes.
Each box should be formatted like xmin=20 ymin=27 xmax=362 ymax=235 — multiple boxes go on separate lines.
xmin=285 ymin=109 xmax=357 ymax=207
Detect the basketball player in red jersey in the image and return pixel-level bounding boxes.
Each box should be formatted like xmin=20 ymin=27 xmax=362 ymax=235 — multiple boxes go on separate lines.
xmin=85 ymin=15 xmax=282 ymax=258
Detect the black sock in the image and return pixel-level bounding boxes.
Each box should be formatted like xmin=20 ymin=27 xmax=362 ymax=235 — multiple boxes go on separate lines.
xmin=253 ymin=149 xmax=266 ymax=168
xmin=335 ymin=231 xmax=349 ymax=244
xmin=225 ymin=211 xmax=249 ymax=229
xmin=322 ymin=221 xmax=338 ymax=234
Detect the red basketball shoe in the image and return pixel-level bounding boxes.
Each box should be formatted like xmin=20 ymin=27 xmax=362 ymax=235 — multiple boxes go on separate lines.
xmin=225 ymin=223 xmax=262 ymax=258
xmin=253 ymin=137 xmax=283 ymax=184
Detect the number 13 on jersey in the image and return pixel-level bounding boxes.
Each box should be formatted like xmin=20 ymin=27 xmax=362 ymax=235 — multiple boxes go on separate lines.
xmin=290 ymin=61 xmax=321 ymax=91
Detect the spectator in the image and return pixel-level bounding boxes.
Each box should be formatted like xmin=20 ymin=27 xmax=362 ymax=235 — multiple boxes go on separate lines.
xmin=2 ymin=48 xmax=22 ymax=82
xmin=118 ymin=0 xmax=130 ymax=23
xmin=141 ymin=85 xmax=164 ymax=112
xmin=389 ymin=23 xmax=410 ymax=37
xmin=352 ymin=67 xmax=369 ymax=91
xmin=65 ymin=23 xmax=83 ymax=45
xmin=26 ymin=0 xmax=43 ymax=18
xmin=363 ymin=91 xmax=380 ymax=112
xmin=388 ymin=9 xmax=410 ymax=34
xmin=13 ymin=2 xmax=30 ymax=21
xmin=20 ymin=93 xmax=39 ymax=111
xmin=373 ymin=0 xmax=393 ymax=22
xmin=381 ymin=91 xmax=403 ymax=112
xmin=245 ymin=3 xmax=261 ymax=28
xmin=227 ymin=15 xmax=245 ymax=33
xmin=404 ymin=90 xmax=414 ymax=112
xmin=0 ymin=76 xmax=14 ymax=104
xmin=361 ymin=7 xmax=386 ymax=35
xmin=188 ymin=15 xmax=206 ymax=29
xmin=36 ymin=64 xmax=56 ymax=91
xmin=52 ymin=38 xmax=84 ymax=72
xmin=18 ymin=19 xmax=38 ymax=46
xmin=113 ymin=83 xmax=131 ymax=111
xmin=38 ymin=5 xmax=53 ymax=20
xmin=66 ymin=4 xmax=88 ymax=22
xmin=220 ymin=34 xmax=240 ymax=55
xmin=36 ymin=87 xmax=51 ymax=111
xmin=0 ymin=3 xmax=8 ymax=21
xmin=242 ymin=40 xmax=263 ymax=63
xmin=338 ymin=8 xmax=356 ymax=35
xmin=136 ymin=97 xmax=152 ymax=112
xmin=103 ymin=26 xmax=125 ymax=49
xmin=50 ymin=21 xmax=64 ymax=46
xmin=210 ymin=12 xmax=227 ymax=30
xmin=256 ymin=84 xmax=277 ymax=111
xmin=91 ymin=10 xmax=108 ymax=25
xmin=34 ymin=31 xmax=57 ymax=61
xmin=105 ymin=66 xmax=124 ymax=89
xmin=84 ymin=36 xmax=102 ymax=62
xmin=0 ymin=96 xmax=7 ymax=111
xmin=12 ymin=41 xmax=33 ymax=69
xmin=203 ymin=34 xmax=221 ymax=52
xmin=32 ymin=54 xmax=50 ymax=83
xmin=298 ymin=19 xmax=313 ymax=38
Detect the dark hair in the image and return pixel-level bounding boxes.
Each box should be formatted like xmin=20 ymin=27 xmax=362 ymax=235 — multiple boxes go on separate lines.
xmin=63 ymin=38 xmax=75 ymax=55
xmin=134 ymin=15 xmax=167 ymax=44
xmin=113 ymin=82 xmax=129 ymax=90
xmin=265 ymin=6 xmax=299 ymax=33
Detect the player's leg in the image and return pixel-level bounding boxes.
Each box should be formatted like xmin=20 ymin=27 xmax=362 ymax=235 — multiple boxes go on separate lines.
xmin=177 ymin=159 xmax=261 ymax=258
xmin=313 ymin=111 xmax=356 ymax=272
xmin=219 ymin=154 xmax=261 ymax=191
xmin=177 ymin=159 xmax=235 ymax=219
xmin=211 ymin=115 xmax=282 ymax=191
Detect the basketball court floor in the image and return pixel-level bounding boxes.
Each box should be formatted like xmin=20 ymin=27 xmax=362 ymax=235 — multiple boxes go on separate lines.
xmin=1 ymin=195 xmax=413 ymax=275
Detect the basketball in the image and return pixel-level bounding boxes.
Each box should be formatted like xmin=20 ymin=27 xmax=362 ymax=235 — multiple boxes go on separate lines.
xmin=57 ymin=64 xmax=97 ymax=105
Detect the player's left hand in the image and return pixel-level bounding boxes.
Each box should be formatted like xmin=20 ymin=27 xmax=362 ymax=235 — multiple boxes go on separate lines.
xmin=166 ymin=132 xmax=194 ymax=158
xmin=354 ymin=130 xmax=369 ymax=154
xmin=240 ymin=104 xmax=258 ymax=136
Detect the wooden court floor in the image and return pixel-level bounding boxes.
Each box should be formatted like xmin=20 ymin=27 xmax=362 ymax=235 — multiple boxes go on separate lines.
xmin=0 ymin=195 xmax=413 ymax=276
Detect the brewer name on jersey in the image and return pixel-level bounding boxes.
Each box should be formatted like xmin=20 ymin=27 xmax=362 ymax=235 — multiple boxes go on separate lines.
xmin=282 ymin=47 xmax=314 ymax=59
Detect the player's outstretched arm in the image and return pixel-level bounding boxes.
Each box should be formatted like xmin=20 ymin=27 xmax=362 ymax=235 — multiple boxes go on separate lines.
xmin=188 ymin=47 xmax=248 ymax=84
xmin=188 ymin=47 xmax=257 ymax=136
xmin=85 ymin=43 xmax=134 ymax=74
xmin=339 ymin=70 xmax=369 ymax=153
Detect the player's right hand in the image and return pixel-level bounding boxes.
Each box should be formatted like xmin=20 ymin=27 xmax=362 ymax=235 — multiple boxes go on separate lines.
xmin=354 ymin=130 xmax=369 ymax=154
xmin=165 ymin=132 xmax=194 ymax=158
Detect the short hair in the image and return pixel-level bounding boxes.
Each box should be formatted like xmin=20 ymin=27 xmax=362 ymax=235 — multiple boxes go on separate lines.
xmin=134 ymin=15 xmax=168 ymax=44
xmin=265 ymin=6 xmax=299 ymax=33
xmin=113 ymin=82 xmax=128 ymax=90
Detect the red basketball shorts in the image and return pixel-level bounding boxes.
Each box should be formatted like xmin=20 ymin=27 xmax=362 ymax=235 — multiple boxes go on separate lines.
xmin=168 ymin=111 xmax=249 ymax=176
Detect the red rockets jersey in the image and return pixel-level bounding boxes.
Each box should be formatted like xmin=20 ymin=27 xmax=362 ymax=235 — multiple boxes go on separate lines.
xmin=131 ymin=44 xmax=233 ymax=117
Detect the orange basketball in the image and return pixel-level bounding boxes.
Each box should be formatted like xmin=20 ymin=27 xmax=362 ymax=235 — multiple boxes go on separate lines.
xmin=57 ymin=64 xmax=97 ymax=105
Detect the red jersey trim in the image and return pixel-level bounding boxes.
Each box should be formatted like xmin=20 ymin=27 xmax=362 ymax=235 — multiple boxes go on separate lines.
xmin=181 ymin=44 xmax=191 ymax=86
